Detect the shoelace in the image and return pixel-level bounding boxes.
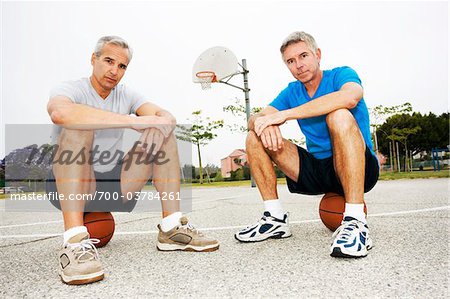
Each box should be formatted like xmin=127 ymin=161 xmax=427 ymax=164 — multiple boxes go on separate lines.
xmin=332 ymin=220 xmax=359 ymax=242
xmin=242 ymin=214 xmax=269 ymax=230
xmin=180 ymin=222 xmax=203 ymax=236
xmin=67 ymin=238 xmax=100 ymax=262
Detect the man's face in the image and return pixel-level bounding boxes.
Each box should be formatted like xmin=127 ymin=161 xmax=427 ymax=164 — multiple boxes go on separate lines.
xmin=282 ymin=41 xmax=321 ymax=84
xmin=91 ymin=43 xmax=129 ymax=93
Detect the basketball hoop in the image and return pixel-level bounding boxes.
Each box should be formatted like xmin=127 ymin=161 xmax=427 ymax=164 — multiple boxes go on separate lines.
xmin=196 ymin=71 xmax=217 ymax=90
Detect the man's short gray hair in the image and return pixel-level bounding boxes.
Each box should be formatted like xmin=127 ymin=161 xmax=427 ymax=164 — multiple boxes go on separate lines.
xmin=280 ymin=31 xmax=318 ymax=54
xmin=94 ymin=36 xmax=133 ymax=62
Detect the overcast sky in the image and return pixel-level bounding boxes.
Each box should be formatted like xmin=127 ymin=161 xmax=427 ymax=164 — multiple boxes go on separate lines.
xmin=1 ymin=0 xmax=448 ymax=166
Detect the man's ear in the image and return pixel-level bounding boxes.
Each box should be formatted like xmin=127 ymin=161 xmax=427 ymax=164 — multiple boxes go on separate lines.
xmin=91 ymin=53 xmax=96 ymax=66
xmin=316 ymin=48 xmax=321 ymax=64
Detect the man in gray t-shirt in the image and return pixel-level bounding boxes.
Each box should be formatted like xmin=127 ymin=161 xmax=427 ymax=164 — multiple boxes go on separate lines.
xmin=49 ymin=77 xmax=147 ymax=172
xmin=47 ymin=36 xmax=219 ymax=285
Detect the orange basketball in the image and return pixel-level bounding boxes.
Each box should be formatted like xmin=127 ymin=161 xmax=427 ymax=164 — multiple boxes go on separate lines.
xmin=319 ymin=192 xmax=367 ymax=231
xmin=83 ymin=212 xmax=115 ymax=248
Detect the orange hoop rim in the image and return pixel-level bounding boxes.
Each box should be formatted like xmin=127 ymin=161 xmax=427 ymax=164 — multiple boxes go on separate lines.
xmin=196 ymin=71 xmax=217 ymax=82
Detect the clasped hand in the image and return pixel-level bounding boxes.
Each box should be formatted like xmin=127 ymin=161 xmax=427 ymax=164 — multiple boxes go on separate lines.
xmin=254 ymin=113 xmax=287 ymax=151
xmin=132 ymin=115 xmax=176 ymax=155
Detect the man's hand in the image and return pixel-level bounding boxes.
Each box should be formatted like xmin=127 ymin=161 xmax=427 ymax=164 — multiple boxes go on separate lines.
xmin=138 ymin=128 xmax=165 ymax=156
xmin=259 ymin=125 xmax=284 ymax=151
xmin=254 ymin=112 xmax=287 ymax=136
xmin=131 ymin=114 xmax=175 ymax=137
xmin=155 ymin=110 xmax=177 ymax=136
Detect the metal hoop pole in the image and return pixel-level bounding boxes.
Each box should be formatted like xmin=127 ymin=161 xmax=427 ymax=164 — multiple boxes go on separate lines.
xmin=242 ymin=59 xmax=256 ymax=188
xmin=215 ymin=59 xmax=255 ymax=187
xmin=242 ymin=59 xmax=251 ymax=128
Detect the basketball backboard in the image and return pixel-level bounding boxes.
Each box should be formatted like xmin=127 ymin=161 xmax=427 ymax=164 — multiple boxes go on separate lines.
xmin=192 ymin=46 xmax=240 ymax=85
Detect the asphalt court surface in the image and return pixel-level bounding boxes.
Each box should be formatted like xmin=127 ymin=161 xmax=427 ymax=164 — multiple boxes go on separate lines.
xmin=0 ymin=178 xmax=449 ymax=298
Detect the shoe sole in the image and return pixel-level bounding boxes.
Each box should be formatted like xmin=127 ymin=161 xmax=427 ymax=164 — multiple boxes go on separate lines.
xmin=234 ymin=231 xmax=292 ymax=243
xmin=330 ymin=247 xmax=368 ymax=258
xmin=156 ymin=242 xmax=219 ymax=252
xmin=60 ymin=270 xmax=105 ymax=285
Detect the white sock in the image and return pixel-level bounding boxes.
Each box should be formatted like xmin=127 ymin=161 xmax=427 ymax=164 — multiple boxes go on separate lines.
xmin=343 ymin=203 xmax=367 ymax=223
xmin=63 ymin=226 xmax=88 ymax=245
xmin=160 ymin=211 xmax=182 ymax=232
xmin=263 ymin=199 xmax=285 ymax=220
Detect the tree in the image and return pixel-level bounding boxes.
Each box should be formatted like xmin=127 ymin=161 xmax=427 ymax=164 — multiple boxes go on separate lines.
xmin=223 ymin=97 xmax=262 ymax=133
xmin=377 ymin=112 xmax=449 ymax=171
xmin=223 ymin=98 xmax=306 ymax=146
xmin=369 ymin=102 xmax=413 ymax=125
xmin=177 ymin=111 xmax=223 ymax=184
xmin=213 ymin=169 xmax=224 ymax=182
xmin=369 ymin=102 xmax=412 ymax=154
xmin=387 ymin=127 xmax=421 ymax=172
xmin=230 ymin=168 xmax=245 ymax=181
xmin=378 ymin=112 xmax=449 ymax=156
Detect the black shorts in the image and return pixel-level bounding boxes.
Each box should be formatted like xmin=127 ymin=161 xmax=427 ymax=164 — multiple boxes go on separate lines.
xmin=46 ymin=162 xmax=138 ymax=212
xmin=286 ymin=145 xmax=379 ymax=195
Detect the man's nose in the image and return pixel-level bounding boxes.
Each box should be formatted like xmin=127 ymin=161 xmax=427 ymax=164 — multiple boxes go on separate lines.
xmin=109 ymin=65 xmax=118 ymax=75
xmin=296 ymin=60 xmax=303 ymax=70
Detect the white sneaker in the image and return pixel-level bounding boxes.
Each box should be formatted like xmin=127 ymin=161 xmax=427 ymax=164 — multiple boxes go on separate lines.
xmin=330 ymin=216 xmax=373 ymax=258
xmin=58 ymin=232 xmax=104 ymax=284
xmin=235 ymin=211 xmax=292 ymax=242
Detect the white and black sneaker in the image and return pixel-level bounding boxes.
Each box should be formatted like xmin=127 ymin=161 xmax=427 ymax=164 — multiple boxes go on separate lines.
xmin=330 ymin=216 xmax=373 ymax=258
xmin=235 ymin=211 xmax=292 ymax=242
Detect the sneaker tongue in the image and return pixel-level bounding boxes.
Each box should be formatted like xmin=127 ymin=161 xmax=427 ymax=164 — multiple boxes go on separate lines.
xmin=68 ymin=232 xmax=89 ymax=244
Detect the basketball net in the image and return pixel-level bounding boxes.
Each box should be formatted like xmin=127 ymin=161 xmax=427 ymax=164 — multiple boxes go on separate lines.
xmin=196 ymin=71 xmax=216 ymax=90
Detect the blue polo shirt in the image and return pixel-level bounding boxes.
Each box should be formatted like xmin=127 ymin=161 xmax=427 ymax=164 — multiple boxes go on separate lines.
xmin=269 ymin=66 xmax=374 ymax=159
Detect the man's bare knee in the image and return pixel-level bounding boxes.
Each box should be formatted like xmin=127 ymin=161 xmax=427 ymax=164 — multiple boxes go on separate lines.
xmin=326 ymin=109 xmax=355 ymax=133
xmin=246 ymin=130 xmax=283 ymax=158
xmin=246 ymin=131 xmax=261 ymax=149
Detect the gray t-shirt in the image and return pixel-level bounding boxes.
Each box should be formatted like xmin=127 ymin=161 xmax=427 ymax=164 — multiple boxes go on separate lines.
xmin=49 ymin=77 xmax=147 ymax=172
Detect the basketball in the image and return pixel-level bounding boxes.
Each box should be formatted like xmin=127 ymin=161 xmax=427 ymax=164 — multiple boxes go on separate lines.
xmin=83 ymin=212 xmax=115 ymax=248
xmin=319 ymin=192 xmax=367 ymax=231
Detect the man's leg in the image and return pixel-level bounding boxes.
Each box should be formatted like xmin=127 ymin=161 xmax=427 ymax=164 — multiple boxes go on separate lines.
xmin=234 ymin=131 xmax=299 ymax=242
xmin=53 ymin=129 xmax=96 ymax=231
xmin=53 ymin=129 xmax=103 ymax=284
xmin=121 ymin=132 xmax=219 ymax=252
xmin=326 ymin=109 xmax=372 ymax=258
xmin=120 ymin=134 xmax=180 ymax=217
xmin=326 ymin=109 xmax=365 ymax=205
xmin=245 ymin=130 xmax=300 ymax=199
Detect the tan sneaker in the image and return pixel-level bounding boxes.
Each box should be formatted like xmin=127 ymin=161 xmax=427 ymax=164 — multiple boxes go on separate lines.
xmin=58 ymin=232 xmax=104 ymax=285
xmin=157 ymin=216 xmax=219 ymax=252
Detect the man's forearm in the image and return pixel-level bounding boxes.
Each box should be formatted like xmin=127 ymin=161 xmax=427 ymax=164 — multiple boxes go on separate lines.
xmin=155 ymin=109 xmax=176 ymax=123
xmin=49 ymin=102 xmax=135 ymax=129
xmin=283 ymin=89 xmax=360 ymax=121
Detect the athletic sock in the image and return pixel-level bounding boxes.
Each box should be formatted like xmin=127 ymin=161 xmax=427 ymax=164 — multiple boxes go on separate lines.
xmin=160 ymin=211 xmax=183 ymax=232
xmin=263 ymin=199 xmax=285 ymax=220
xmin=63 ymin=226 xmax=88 ymax=245
xmin=343 ymin=203 xmax=367 ymax=224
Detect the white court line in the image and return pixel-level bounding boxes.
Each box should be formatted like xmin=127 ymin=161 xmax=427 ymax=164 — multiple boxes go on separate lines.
xmin=0 ymin=233 xmax=62 ymax=238
xmin=194 ymin=196 xmax=240 ymax=204
xmin=1 ymin=205 xmax=448 ymax=239
xmin=369 ymin=206 xmax=450 ymax=217
xmin=0 ymin=220 xmax=63 ymax=229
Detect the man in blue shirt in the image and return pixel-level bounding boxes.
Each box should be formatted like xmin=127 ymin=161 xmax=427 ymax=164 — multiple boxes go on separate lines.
xmin=235 ymin=31 xmax=379 ymax=258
